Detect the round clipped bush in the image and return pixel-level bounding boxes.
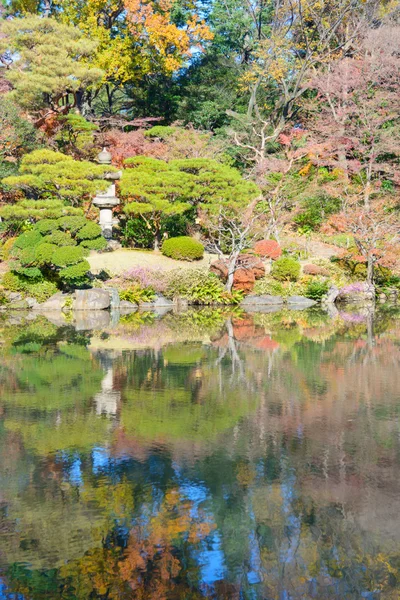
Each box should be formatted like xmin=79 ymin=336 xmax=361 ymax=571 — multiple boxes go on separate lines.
xmin=59 ymin=260 xmax=90 ymax=285
xmin=35 ymin=219 xmax=60 ymax=235
xmin=161 ymin=236 xmax=204 ymax=261
xmin=13 ymin=230 xmax=42 ymax=250
xmin=271 ymin=256 xmax=301 ymax=282
xmin=254 ymin=239 xmax=282 ymax=260
xmin=52 ymin=246 xmax=85 ymax=267
xmin=35 ymin=243 xmax=57 ymax=265
xmin=57 ymin=216 xmax=87 ymax=234
xmin=76 ymin=222 xmax=102 ymax=240
xmin=80 ymin=236 xmax=108 ymax=251
xmin=43 ymin=231 xmax=76 ymax=246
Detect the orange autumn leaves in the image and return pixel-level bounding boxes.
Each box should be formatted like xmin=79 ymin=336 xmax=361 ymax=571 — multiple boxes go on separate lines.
xmin=62 ymin=488 xmax=215 ymax=600
xmin=124 ymin=0 xmax=213 ymax=72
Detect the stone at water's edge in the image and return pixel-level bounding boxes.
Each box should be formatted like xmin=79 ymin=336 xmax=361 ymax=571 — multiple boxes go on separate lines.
xmin=287 ymin=296 xmax=317 ymax=308
xmin=104 ymin=287 xmax=120 ymax=310
xmin=139 ymin=294 xmax=174 ymax=309
xmin=34 ymin=292 xmax=71 ymax=311
xmin=241 ymin=295 xmax=284 ymax=306
xmin=336 ymin=282 xmax=375 ymax=305
xmin=119 ymin=300 xmax=137 ymax=312
xmin=74 ymin=289 xmax=111 ymax=311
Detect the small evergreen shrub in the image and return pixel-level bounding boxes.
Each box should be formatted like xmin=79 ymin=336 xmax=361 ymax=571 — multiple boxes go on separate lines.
xmin=57 ymin=216 xmax=87 ymax=233
xmin=80 ymin=237 xmax=108 ymax=251
xmin=76 ymin=222 xmax=102 ymax=240
xmin=43 ymin=231 xmax=76 ymax=246
xmin=59 ymin=260 xmax=90 ymax=285
xmin=161 ymin=236 xmax=204 ymax=261
xmin=52 ymin=246 xmax=85 ymax=267
xmin=271 ymin=257 xmax=301 ymax=282
xmin=13 ymin=230 xmax=42 ymax=250
xmin=305 ymin=279 xmax=329 ymax=300
xmin=35 ymin=219 xmax=60 ymax=235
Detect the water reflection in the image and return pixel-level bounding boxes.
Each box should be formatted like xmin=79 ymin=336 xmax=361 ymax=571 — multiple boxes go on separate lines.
xmin=0 ymin=307 xmax=399 ymax=599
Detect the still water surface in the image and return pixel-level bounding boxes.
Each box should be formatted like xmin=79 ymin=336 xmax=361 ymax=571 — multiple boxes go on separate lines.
xmin=0 ymin=307 xmax=400 ymax=599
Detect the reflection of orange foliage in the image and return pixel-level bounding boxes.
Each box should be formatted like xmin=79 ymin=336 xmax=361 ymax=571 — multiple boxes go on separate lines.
xmin=120 ymin=489 xmax=214 ymax=599
xmin=62 ymin=488 xmax=214 ymax=599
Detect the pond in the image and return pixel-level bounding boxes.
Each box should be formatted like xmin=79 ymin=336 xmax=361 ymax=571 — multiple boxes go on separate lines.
xmin=0 ymin=307 xmax=400 ymax=599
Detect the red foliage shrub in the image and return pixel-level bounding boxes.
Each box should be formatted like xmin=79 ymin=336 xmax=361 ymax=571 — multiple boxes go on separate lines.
xmin=253 ymin=239 xmax=282 ymax=260
xmin=105 ymin=129 xmax=167 ymax=167
xmin=303 ymin=264 xmax=329 ymax=276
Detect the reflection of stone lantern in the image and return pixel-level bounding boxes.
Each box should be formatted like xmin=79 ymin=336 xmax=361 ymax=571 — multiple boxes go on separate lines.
xmin=93 ymin=148 xmax=121 ymax=240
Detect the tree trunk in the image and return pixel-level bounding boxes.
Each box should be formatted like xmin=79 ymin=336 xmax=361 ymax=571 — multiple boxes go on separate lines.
xmin=367 ymin=254 xmax=374 ymax=285
xmin=154 ymin=230 xmax=162 ymax=251
xmin=225 ymin=252 xmax=240 ymax=293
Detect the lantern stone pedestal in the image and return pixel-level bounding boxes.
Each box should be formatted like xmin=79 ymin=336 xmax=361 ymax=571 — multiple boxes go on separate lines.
xmin=93 ymin=183 xmax=120 ymax=240
xmin=94 ymin=148 xmax=121 ymax=240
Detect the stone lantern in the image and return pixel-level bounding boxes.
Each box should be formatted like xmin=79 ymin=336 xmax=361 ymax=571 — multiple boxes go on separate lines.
xmin=93 ymin=148 xmax=121 ymax=240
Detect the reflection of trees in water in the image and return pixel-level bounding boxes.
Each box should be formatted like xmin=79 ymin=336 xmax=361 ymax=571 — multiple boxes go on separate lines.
xmin=1 ymin=310 xmax=400 ymax=598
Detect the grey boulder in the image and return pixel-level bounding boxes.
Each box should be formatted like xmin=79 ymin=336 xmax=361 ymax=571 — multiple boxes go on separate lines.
xmin=74 ymin=289 xmax=110 ymax=310
xmin=241 ymin=295 xmax=284 ymax=306
xmin=287 ymin=296 xmax=317 ymax=308
xmin=36 ymin=292 xmax=71 ymax=311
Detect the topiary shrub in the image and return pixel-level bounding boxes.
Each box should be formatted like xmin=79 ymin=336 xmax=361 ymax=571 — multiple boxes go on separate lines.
xmin=57 ymin=216 xmax=87 ymax=234
xmin=80 ymin=236 xmax=108 ymax=251
xmin=59 ymin=260 xmax=91 ymax=286
xmin=7 ymin=215 xmax=106 ymax=295
xmin=254 ymin=239 xmax=282 ymax=260
xmin=271 ymin=257 xmax=301 ymax=282
xmin=52 ymin=246 xmax=85 ymax=267
xmin=35 ymin=219 xmax=60 ymax=235
xmin=43 ymin=231 xmax=76 ymax=246
xmin=161 ymin=236 xmax=204 ymax=261
xmin=76 ymin=222 xmax=102 ymax=240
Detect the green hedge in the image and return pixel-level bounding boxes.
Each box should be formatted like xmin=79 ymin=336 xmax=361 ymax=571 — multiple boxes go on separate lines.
xmin=161 ymin=236 xmax=204 ymax=261
xmin=271 ymin=257 xmax=301 ymax=282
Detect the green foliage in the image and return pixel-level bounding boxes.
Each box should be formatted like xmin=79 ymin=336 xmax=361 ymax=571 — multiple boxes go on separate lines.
xmin=35 ymin=219 xmax=60 ymax=235
xmin=79 ymin=236 xmax=108 ymax=251
xmin=52 ymin=246 xmax=84 ymax=267
xmin=13 ymin=230 xmax=42 ymax=250
xmin=144 ymin=126 xmax=176 ymax=139
xmin=2 ymin=149 xmax=115 ymax=202
xmin=43 ymin=231 xmax=76 ymax=247
xmin=0 ymin=16 xmax=103 ymax=112
xmin=294 ymin=195 xmax=342 ymax=232
xmin=305 ymin=279 xmax=329 ymax=301
xmin=76 ymin=222 xmax=102 ymax=240
xmin=8 ymin=214 xmax=105 ymax=293
xmin=121 ymin=212 xmax=194 ymax=248
xmin=34 ymin=243 xmax=57 ymax=266
xmin=55 ymin=114 xmax=98 ymax=158
xmin=59 ymin=260 xmax=90 ymax=285
xmin=0 ymin=98 xmax=38 ymax=164
xmin=2 ymin=272 xmax=58 ymax=301
xmin=271 ymin=257 xmax=301 ymax=282
xmin=165 ymin=269 xmax=242 ymax=304
xmin=0 ymin=199 xmax=84 ymax=223
xmin=121 ymin=156 xmax=260 ymax=246
xmin=57 ymin=216 xmax=87 ymax=234
xmin=161 ymin=236 xmax=204 ymax=261
xmin=120 ymin=285 xmax=156 ymax=304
